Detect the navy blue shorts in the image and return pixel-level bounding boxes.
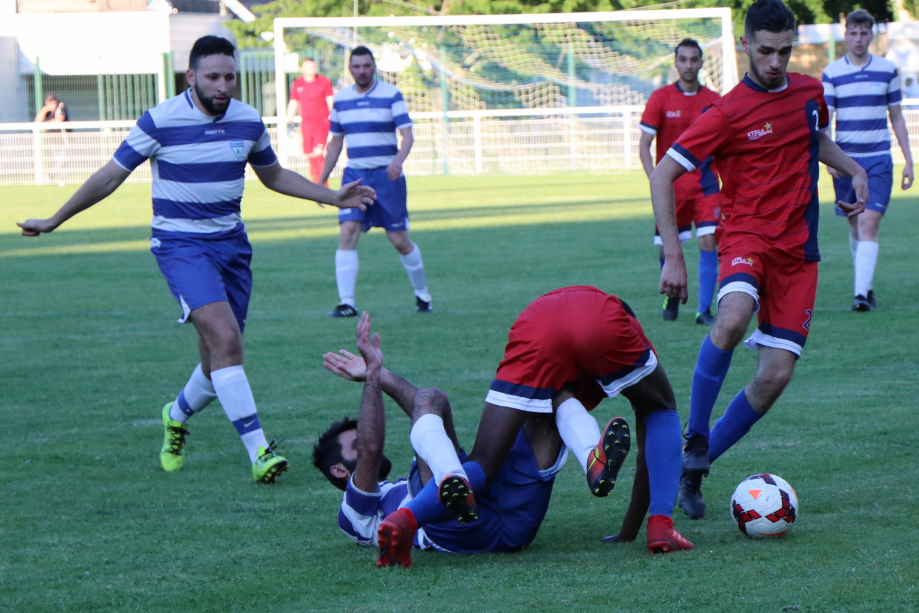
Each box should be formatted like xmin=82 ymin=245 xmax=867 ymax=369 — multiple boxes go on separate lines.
xmin=151 ymin=230 xmax=253 ymax=332
xmin=409 ymin=429 xmax=567 ymax=554
xmin=338 ymin=166 xmax=409 ymax=232
xmin=834 ymin=154 xmax=893 ymax=216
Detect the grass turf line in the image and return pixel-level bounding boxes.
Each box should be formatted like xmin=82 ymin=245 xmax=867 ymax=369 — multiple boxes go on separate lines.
xmin=1 ymin=172 xmax=917 ymax=612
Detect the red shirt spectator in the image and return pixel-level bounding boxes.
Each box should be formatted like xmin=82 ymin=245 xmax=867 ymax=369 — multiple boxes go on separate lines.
xmin=287 ymin=59 xmax=333 ymax=182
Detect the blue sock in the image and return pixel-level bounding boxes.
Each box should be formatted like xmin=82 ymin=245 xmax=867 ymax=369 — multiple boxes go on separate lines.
xmin=698 ymin=249 xmax=718 ymax=313
xmin=643 ymin=410 xmax=682 ymax=516
xmin=708 ymin=390 xmax=763 ymax=462
xmin=687 ymin=336 xmax=733 ymax=439
xmin=659 ymin=252 xmax=665 ymax=270
xmin=404 ymin=461 xmax=487 ymax=527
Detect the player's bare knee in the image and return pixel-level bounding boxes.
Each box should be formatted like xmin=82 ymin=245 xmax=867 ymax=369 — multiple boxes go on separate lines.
xmin=387 ymin=232 xmax=413 ymax=255
xmin=754 ymin=365 xmax=794 ymax=400
xmin=412 ymin=387 xmax=451 ymax=421
xmin=710 ymin=309 xmax=750 ymax=349
xmin=551 ymin=384 xmax=578 ymax=411
xmin=698 ymin=234 xmax=717 ymax=252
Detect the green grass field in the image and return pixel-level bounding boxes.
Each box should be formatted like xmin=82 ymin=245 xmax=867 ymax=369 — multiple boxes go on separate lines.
xmin=2 ymin=172 xmax=917 ymax=612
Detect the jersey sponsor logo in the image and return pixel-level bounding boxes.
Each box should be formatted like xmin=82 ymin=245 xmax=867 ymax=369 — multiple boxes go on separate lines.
xmin=204 ymin=128 xmax=226 ymax=135
xmin=732 ymin=256 xmax=754 ymax=267
xmin=747 ymin=122 xmax=773 ymax=141
xmin=296 ymin=87 xmax=304 ymax=92
xmin=666 ymin=110 xmax=682 ymax=118
xmin=230 ymin=140 xmax=245 ymax=160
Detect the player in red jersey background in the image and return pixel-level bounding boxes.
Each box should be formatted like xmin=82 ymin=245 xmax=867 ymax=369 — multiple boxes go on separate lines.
xmin=287 ymin=58 xmax=334 ymax=183
xmin=649 ymin=0 xmax=868 ymax=519
xmin=640 ymin=38 xmax=722 ymax=325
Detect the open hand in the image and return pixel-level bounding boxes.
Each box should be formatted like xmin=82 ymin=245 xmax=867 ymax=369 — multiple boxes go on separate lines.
xmin=17 ymin=218 xmax=57 ymax=237
xmin=355 ymin=312 xmax=383 ymax=372
xmin=335 ymin=179 xmax=375 ymax=211
xmin=322 ymin=349 xmax=367 ymax=382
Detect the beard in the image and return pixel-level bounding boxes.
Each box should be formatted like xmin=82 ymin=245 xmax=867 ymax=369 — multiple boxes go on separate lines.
xmin=344 ymin=454 xmax=393 ymax=482
xmin=194 ymin=83 xmax=230 ymax=115
xmin=749 ymin=58 xmax=785 ymax=90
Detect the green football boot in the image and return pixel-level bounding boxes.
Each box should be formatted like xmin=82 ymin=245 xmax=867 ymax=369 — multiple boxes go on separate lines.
xmin=160 ymin=402 xmax=189 ymax=472
xmin=252 ymin=441 xmax=289 ymax=484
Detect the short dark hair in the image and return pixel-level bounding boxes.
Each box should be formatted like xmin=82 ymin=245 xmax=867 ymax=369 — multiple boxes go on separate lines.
xmin=350 ymin=46 xmax=374 ymax=62
xmin=846 ymin=9 xmax=875 ymax=30
xmin=745 ymin=0 xmax=796 ymax=38
xmin=312 ymin=417 xmax=358 ymax=491
xmin=675 ymin=38 xmax=703 ymax=59
xmin=45 ymin=92 xmax=58 ymax=102
xmin=189 ymin=35 xmax=236 ymax=71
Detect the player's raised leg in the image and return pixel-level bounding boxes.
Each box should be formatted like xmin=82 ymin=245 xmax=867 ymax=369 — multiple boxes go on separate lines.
xmin=190 ymin=301 xmax=288 ymax=482
xmin=408 ymin=387 xmax=477 ymax=524
xmin=330 ymin=220 xmax=361 ymax=318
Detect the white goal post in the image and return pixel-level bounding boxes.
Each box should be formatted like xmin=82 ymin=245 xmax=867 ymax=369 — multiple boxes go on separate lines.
xmin=272 ymin=9 xmax=738 ymax=173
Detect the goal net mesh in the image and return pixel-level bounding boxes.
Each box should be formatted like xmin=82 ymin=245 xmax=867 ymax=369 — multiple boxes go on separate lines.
xmin=281 ymin=16 xmax=729 ymax=114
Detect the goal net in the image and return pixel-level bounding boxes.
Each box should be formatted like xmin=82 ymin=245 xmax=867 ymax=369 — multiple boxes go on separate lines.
xmin=273 ymin=10 xmax=737 ymax=175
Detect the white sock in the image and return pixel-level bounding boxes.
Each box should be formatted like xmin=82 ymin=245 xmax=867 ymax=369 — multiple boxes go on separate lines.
xmin=398 ymin=245 xmax=431 ymax=302
xmin=409 ymin=414 xmax=466 ymax=485
xmin=849 ymin=235 xmax=859 ymax=266
xmin=854 ymin=240 xmax=878 ymax=298
xmin=555 ymin=398 xmax=601 ymax=474
xmin=335 ymin=249 xmax=359 ymax=307
xmin=170 ymin=363 xmax=217 ymax=424
xmin=211 ymin=365 xmax=268 ymax=464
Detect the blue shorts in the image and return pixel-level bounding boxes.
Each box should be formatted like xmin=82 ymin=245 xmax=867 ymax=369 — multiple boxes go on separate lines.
xmin=409 ymin=429 xmax=567 ymax=554
xmin=338 ymin=166 xmax=409 ymax=232
xmin=834 ymin=154 xmax=893 ymax=216
xmin=150 ymin=230 xmax=253 ymax=332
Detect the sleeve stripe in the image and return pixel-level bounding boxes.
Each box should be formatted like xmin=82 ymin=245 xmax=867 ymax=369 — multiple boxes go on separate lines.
xmin=638 ymin=123 xmax=657 ymax=135
xmin=668 ymin=143 xmax=700 ymax=171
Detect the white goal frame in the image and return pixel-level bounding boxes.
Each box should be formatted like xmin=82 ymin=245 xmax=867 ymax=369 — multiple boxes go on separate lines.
xmin=272 ymin=9 xmax=738 ymax=169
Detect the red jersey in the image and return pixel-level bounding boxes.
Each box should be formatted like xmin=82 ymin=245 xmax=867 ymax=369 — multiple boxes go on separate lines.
xmin=290 ymin=75 xmax=333 ymax=123
xmin=668 ymin=73 xmax=828 ymax=262
xmin=640 ymin=82 xmax=721 ymax=200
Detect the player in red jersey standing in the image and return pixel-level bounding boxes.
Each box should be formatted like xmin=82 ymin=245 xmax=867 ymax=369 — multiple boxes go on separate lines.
xmin=640 ymin=38 xmax=722 ymax=325
xmin=649 ymin=0 xmax=868 ymax=519
xmin=286 ymin=58 xmax=334 ymax=183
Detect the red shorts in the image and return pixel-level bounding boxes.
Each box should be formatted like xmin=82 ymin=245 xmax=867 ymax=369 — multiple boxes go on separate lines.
xmin=301 ymin=120 xmax=330 ymax=154
xmin=485 ymin=286 xmax=658 ymax=413
xmin=717 ymin=239 xmax=818 ymax=357
xmin=654 ymin=192 xmax=723 ymax=245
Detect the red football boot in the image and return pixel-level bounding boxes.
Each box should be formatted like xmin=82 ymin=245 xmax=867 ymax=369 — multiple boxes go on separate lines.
xmin=438 ymin=474 xmax=478 ymax=524
xmin=646 ymin=515 xmax=695 ymax=554
xmin=586 ymin=417 xmax=631 ymax=497
xmin=377 ymin=508 xmax=418 ymax=568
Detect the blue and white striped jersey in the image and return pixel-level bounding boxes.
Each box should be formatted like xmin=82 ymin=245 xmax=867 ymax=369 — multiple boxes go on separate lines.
xmin=329 ymin=81 xmax=412 ymax=170
xmin=112 ymin=89 xmax=277 ymax=237
xmin=337 ymin=476 xmax=443 ymax=552
xmin=822 ymin=55 xmax=901 ymax=158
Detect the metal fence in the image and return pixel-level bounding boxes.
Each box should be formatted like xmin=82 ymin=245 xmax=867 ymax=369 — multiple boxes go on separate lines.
xmin=3 ymin=104 xmax=919 ymax=186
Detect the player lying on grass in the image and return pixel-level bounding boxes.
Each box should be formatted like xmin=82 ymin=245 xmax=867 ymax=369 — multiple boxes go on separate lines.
xmin=315 ymin=311 xmax=664 ymax=566
xmin=17 ymin=36 xmax=375 ymax=483
xmin=371 ymin=286 xmax=694 ymax=565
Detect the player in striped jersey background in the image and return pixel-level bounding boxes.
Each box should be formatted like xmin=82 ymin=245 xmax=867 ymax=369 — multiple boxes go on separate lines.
xmin=822 ymin=9 xmax=914 ymax=312
xmin=18 ymin=36 xmax=375 ymax=483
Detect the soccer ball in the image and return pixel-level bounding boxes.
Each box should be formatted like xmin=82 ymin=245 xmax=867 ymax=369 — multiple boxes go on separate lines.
xmin=730 ymin=474 xmax=799 ymax=539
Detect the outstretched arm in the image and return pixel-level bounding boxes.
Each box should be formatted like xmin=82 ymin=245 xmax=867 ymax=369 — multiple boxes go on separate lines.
xmin=252 ymin=161 xmax=374 ymax=210
xmin=18 ymin=161 xmax=130 ymax=236
xmin=352 ymin=313 xmax=387 ymax=493
xmin=323 ymin=349 xmax=418 ymax=417
xmin=650 ymin=155 xmax=690 ymax=303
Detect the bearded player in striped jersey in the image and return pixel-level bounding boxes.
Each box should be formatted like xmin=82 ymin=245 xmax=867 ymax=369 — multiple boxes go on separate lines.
xmin=649 ymin=0 xmax=868 ymax=519
xmin=639 ymin=38 xmax=723 ymax=325
xmin=17 ymin=36 xmax=375 ymax=483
